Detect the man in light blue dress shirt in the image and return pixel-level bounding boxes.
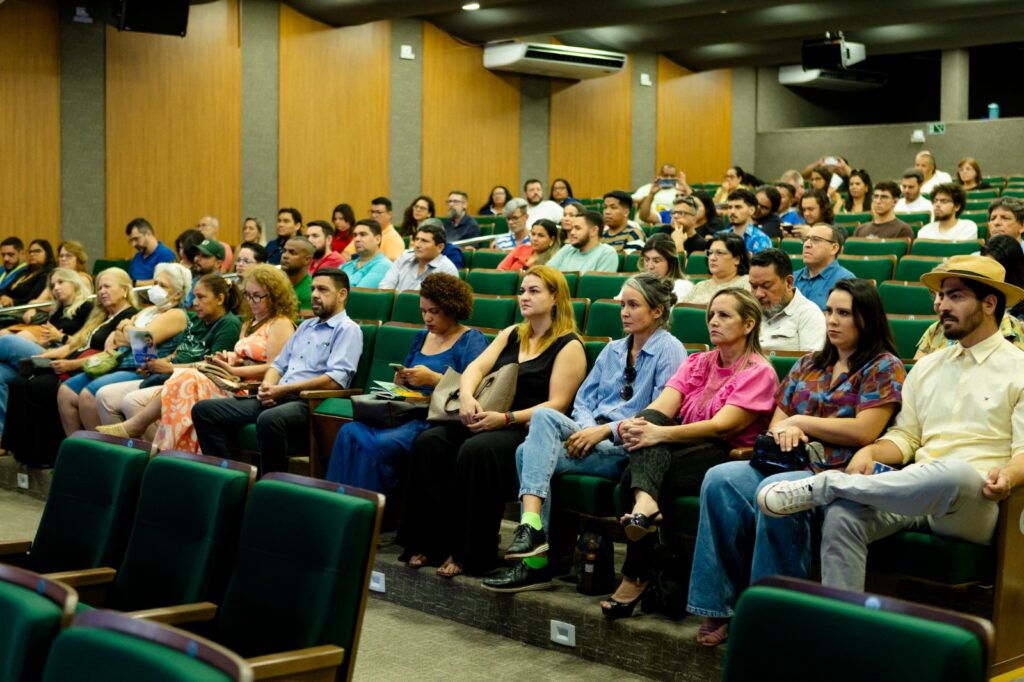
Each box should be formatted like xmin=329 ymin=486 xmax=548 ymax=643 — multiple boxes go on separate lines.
xmin=341 ymin=219 xmax=393 ymax=289
xmin=192 ymin=268 xmax=363 ymax=475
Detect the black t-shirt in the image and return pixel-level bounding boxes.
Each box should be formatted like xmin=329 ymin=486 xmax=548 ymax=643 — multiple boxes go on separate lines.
xmin=495 ymin=329 xmax=581 ymax=412
xmin=2 ymin=267 xmax=51 ymax=306
xmin=86 ymin=307 xmax=138 ymax=352
xmin=49 ymin=301 xmax=94 ymax=340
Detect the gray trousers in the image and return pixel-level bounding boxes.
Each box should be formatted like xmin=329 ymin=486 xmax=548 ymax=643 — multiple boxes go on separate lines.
xmin=820 ymin=459 xmax=999 ymax=591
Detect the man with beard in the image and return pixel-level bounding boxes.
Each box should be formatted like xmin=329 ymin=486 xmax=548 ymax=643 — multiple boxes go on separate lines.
xmin=185 ymin=239 xmax=224 ymax=307
xmin=718 ymin=189 xmax=772 ymax=255
xmin=917 ymin=184 xmax=978 ymax=241
xmin=546 ymin=210 xmax=619 ymax=274
xmin=523 ymin=179 xmax=563 ymax=228
xmin=749 ymin=248 xmax=825 ymax=352
xmin=306 ymin=220 xmax=346 ymax=273
xmin=442 ymin=190 xmax=480 ymax=242
xmin=126 ymin=218 xmax=176 ymax=285
xmin=280 ymin=236 xmax=314 ymax=317
xmin=192 ymin=268 xmax=362 ymax=476
xmin=758 ymin=255 xmax=1024 ymax=596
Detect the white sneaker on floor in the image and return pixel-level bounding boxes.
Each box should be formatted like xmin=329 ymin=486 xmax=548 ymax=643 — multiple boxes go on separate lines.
xmin=757 ymin=477 xmax=822 ymax=517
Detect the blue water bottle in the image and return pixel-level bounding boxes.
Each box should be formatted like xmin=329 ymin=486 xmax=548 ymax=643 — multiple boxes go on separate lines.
xmin=988 ymin=103 xmax=1000 ymax=120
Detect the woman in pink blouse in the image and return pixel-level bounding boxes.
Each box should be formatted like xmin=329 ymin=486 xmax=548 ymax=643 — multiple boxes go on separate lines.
xmin=601 ymin=288 xmax=778 ymax=618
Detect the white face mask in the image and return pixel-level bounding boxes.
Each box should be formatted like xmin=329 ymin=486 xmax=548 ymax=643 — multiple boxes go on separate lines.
xmin=148 ymin=284 xmax=169 ymax=306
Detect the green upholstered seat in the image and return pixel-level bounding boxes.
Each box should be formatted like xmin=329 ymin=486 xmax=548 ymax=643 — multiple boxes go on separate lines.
xmin=835 ymin=212 xmax=871 ymax=225
xmin=724 ymin=582 xmax=988 ymax=682
xmin=584 ymin=299 xmax=624 ymax=339
xmin=576 ymin=273 xmax=630 ymax=301
xmin=911 ymin=240 xmax=982 ymax=258
xmin=551 ymin=475 xmax=618 ymax=518
xmin=460 ymin=249 xmax=474 ymax=270
xmin=582 ymin=338 xmax=609 ymax=371
xmin=107 ymin=455 xmax=252 ymax=611
xmin=888 ymin=315 xmax=936 ymax=359
xmin=367 ymin=323 xmax=421 ymax=387
xmin=869 ymin=531 xmax=992 ymax=585
xmin=470 ymin=249 xmax=507 ymax=269
xmin=878 ymin=281 xmax=936 ymax=315
xmin=780 ymin=238 xmax=803 ymax=255
xmin=466 ymin=295 xmax=517 ymax=329
xmin=0 ymin=566 xmax=75 ymax=682
xmin=843 ymin=238 xmax=910 ymax=258
xmin=27 ymin=435 xmax=149 ymax=573
xmin=92 ymin=258 xmax=131 ymax=277
xmin=769 ymin=354 xmax=801 ymax=382
xmin=894 ymin=255 xmax=946 ymax=282
xmin=390 ymin=291 xmax=422 ymax=324
xmin=346 ymin=289 xmax=394 ymax=322
xmin=213 ymin=475 xmax=382 ymax=681
xmin=314 ymin=397 xmax=354 ymax=420
xmin=662 ymin=495 xmax=701 ymax=536
xmin=897 ymin=211 xmax=931 ymax=225
xmin=670 ymin=305 xmax=710 ymax=346
xmin=43 ymin=610 xmax=247 ymax=682
xmin=684 ymin=254 xmax=709 ymax=276
xmin=838 ymin=255 xmax=896 ymax=282
xmin=466 ymin=269 xmax=518 ymax=296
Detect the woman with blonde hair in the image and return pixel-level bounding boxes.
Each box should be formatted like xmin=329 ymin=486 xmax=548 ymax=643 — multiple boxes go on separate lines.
xmin=97 ymin=264 xmax=296 ymax=452
xmin=398 ymin=265 xmax=588 ymax=577
xmin=600 ymin=287 xmax=779 ymax=619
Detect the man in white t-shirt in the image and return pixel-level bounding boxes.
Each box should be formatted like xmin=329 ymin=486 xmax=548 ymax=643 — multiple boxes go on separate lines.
xmin=916 ymin=150 xmax=954 ymax=196
xmin=916 ymin=184 xmax=978 ymax=242
xmin=524 ymin=179 xmax=563 ymax=228
xmin=634 ymin=163 xmax=686 ymax=224
xmin=895 ymin=169 xmax=933 ymax=217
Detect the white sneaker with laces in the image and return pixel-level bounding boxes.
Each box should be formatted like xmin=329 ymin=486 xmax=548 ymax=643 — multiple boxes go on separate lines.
xmin=757 ymin=477 xmax=821 ymax=517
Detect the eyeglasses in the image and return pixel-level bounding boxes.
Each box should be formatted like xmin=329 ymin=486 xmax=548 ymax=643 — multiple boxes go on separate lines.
xmin=670 ymin=210 xmax=697 ymax=218
xmin=244 ymin=292 xmax=268 ymax=303
xmin=28 ymin=248 xmax=45 ymax=255
xmin=801 ymin=235 xmax=835 ymax=245
xmin=619 ymin=366 xmax=637 ymax=401
xmin=507 ymin=213 xmax=526 ymax=221
xmin=236 ymin=258 xmax=255 ymax=266
xmin=707 ymin=249 xmax=731 ymax=257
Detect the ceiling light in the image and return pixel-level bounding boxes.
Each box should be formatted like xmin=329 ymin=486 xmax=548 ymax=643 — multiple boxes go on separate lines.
xmin=462 ymin=2 xmax=481 ymax=9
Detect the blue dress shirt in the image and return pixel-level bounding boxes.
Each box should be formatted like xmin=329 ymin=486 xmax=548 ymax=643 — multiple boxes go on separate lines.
xmin=793 ymin=259 xmax=857 ymax=309
xmin=273 ymin=309 xmax=362 ymax=388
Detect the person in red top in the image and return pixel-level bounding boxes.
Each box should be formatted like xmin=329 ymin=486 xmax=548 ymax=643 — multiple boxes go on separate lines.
xmin=330 ymin=203 xmax=356 ymax=254
xmin=307 ymin=221 xmax=346 ymax=273
xmin=497 ymin=219 xmax=562 ymax=272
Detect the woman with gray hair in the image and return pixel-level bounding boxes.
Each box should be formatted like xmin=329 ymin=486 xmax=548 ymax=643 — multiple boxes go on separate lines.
xmin=483 ymin=273 xmax=687 ymax=593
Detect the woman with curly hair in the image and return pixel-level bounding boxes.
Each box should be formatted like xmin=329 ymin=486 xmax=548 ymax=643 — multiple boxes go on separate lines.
xmin=326 ymin=272 xmax=487 ymax=494
xmin=97 ymin=264 xmax=295 ymax=452
xmin=399 ymin=195 xmax=436 ymax=238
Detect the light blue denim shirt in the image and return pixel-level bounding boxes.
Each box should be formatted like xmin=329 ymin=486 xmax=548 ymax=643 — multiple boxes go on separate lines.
xmin=273 ymin=309 xmax=362 ymax=388
xmin=571 ymin=327 xmax=686 ymax=443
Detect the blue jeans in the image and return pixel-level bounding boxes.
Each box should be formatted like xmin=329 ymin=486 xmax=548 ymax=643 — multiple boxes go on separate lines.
xmin=0 ymin=334 xmax=45 ymax=434
xmin=515 ymin=407 xmax=629 ymax=531
xmin=686 ymin=461 xmax=814 ymax=619
xmin=62 ymin=370 xmax=141 ymax=397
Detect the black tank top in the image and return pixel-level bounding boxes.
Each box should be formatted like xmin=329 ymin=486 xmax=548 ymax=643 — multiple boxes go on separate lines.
xmin=494 ymin=328 xmax=581 ymax=412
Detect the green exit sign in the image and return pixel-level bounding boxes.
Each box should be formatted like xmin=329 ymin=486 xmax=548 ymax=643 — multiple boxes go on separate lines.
xmin=928 ymin=122 xmax=946 ymax=135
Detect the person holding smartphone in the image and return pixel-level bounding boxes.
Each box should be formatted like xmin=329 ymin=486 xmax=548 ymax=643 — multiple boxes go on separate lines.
xmin=634 ymin=164 xmax=691 ymax=226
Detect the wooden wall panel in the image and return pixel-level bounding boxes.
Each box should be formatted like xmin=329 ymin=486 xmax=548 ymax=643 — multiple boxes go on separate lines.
xmin=279 ymin=7 xmax=389 ymax=224
xmin=656 ymin=56 xmax=732 ymax=184
xmin=549 ymin=62 xmax=633 ymax=200
xmin=106 ymin=0 xmax=241 ymax=259
xmin=421 ymin=23 xmax=520 ymax=214
xmin=0 ymin=0 xmax=61 ymax=248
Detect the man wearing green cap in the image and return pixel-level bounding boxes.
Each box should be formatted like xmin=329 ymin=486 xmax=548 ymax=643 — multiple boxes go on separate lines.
xmin=184 ymin=239 xmax=224 ymax=308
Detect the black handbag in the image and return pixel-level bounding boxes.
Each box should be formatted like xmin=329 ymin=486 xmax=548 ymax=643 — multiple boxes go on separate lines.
xmin=351 ymin=394 xmax=427 ymax=429
xmin=749 ymin=433 xmax=811 ymax=476
xmin=17 ymin=356 xmax=53 ymax=378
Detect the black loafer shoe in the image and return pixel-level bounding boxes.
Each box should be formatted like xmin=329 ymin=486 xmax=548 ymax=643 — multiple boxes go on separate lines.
xmin=503 ymin=523 xmax=549 ymax=559
xmin=481 ymin=561 xmax=553 ymax=593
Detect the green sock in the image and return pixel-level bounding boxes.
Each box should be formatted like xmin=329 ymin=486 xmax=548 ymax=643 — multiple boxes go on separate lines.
xmin=521 ymin=511 xmax=542 ymax=531
xmin=524 ymin=555 xmax=548 ymax=570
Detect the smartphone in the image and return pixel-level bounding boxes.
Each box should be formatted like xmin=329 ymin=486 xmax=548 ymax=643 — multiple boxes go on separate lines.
xmin=388 ymin=363 xmax=405 ymax=372
xmin=823 ymin=155 xmax=839 ymax=166
xmin=658 ymin=178 xmax=676 ymax=189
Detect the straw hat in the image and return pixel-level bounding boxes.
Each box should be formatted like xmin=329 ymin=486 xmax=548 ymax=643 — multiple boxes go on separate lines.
xmin=920 ymin=254 xmax=1024 ymax=307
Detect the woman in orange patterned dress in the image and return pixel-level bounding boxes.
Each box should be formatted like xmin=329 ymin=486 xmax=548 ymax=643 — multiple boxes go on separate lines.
xmin=96 ymin=265 xmax=296 ymax=452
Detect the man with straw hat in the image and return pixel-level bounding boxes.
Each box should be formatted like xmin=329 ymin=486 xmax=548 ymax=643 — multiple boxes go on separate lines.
xmin=755 ymin=254 xmax=1024 ymax=591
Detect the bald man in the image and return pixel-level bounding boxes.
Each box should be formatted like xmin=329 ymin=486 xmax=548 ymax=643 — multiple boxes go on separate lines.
xmin=198 ymin=215 xmax=234 ymax=272
xmin=280 ymin=236 xmax=315 ymax=317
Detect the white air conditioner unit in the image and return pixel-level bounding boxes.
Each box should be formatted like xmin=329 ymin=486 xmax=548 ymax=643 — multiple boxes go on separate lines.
xmin=779 ymin=64 xmax=886 ymax=92
xmin=484 ymin=41 xmax=627 ymax=80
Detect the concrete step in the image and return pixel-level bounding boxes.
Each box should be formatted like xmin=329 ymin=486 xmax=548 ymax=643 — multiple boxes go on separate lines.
xmin=0 ymin=454 xmax=53 ymax=501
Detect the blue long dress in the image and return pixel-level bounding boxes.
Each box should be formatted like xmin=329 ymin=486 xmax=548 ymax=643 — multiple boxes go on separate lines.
xmin=325 ymin=327 xmax=487 ymax=494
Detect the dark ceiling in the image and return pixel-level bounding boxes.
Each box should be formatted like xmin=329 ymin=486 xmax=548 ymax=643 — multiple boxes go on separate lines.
xmin=283 ymin=0 xmax=1024 ymax=71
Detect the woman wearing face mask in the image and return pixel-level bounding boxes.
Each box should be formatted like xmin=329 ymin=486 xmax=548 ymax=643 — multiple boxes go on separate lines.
xmin=56 ymin=263 xmax=192 ymax=435
xmin=497 ymin=219 xmax=562 ymax=272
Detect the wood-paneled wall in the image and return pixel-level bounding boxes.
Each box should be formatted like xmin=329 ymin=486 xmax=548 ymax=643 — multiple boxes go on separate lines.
xmin=656 ymin=56 xmax=732 ymax=184
xmin=279 ymin=6 xmax=389 ymax=224
xmin=549 ymin=62 xmax=633 ymax=200
xmin=421 ymin=23 xmax=520 ymax=214
xmin=0 ymin=0 xmax=61 ymax=248
xmin=106 ymin=0 xmax=241 ymax=259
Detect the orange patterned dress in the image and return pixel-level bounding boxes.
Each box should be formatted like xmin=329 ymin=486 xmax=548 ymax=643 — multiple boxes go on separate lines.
xmin=153 ymin=322 xmax=271 ymax=453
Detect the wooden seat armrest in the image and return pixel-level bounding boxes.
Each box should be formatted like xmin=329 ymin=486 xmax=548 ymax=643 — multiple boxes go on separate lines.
xmin=729 ymin=447 xmax=754 ymax=460
xmin=299 ymin=389 xmax=362 ymax=401
xmin=124 ymin=601 xmax=219 ymax=625
xmin=44 ymin=567 xmax=117 ymax=588
xmin=0 ymin=540 xmax=32 ymax=556
xmin=248 ymin=645 xmax=345 ymax=680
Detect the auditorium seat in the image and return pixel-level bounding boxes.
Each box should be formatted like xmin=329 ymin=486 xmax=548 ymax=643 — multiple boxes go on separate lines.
xmin=790 ymin=255 xmax=805 ymax=271
xmin=838 ymin=255 xmax=896 ymax=282
xmin=43 ymin=609 xmax=250 ymax=682
xmin=132 ymin=473 xmax=383 ymax=682
xmin=390 ymin=291 xmax=422 ymax=324
xmin=576 ymin=272 xmax=630 ymax=301
xmin=0 ymin=432 xmax=149 ymax=574
xmin=465 ymin=294 xmax=517 ymax=329
xmin=966 ymin=198 xmax=993 ymax=211
xmin=878 ymin=280 xmax=936 ymax=315
xmin=910 ymin=239 xmax=982 ymax=258
xmin=1004 ymin=189 xmax=1024 ymax=199
xmin=684 ymin=253 xmax=710 ymax=276
xmin=966 ymin=189 xmax=999 ymax=200
xmin=471 ymin=249 xmax=508 ymax=269
xmin=670 ymin=304 xmax=711 ymax=346
xmin=843 ymin=237 xmax=911 ymax=258
xmin=894 ymin=255 xmax=945 ymax=282
xmin=0 ymin=564 xmax=77 ymax=682
xmin=346 ymin=288 xmax=394 ymax=322
xmin=466 ymin=269 xmax=518 ymax=296
xmin=887 ymin=314 xmax=935 ymax=359
xmin=48 ymin=453 xmax=255 ymax=612
xmin=767 ymin=351 xmax=804 ymax=381
xmin=91 ymin=258 xmax=131 ymax=277
xmin=723 ymin=576 xmax=992 ymax=682
xmin=582 ymin=336 xmax=611 ymax=371
xmin=895 ymin=211 xmax=931 ymax=225
xmin=583 ymin=299 xmax=624 ymax=339
xmin=835 ymin=212 xmax=871 ymax=226
xmin=780 ymin=238 xmax=802 ymax=255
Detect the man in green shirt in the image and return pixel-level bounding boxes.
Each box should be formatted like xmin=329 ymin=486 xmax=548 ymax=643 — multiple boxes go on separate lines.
xmin=281 ymin=236 xmax=314 ymax=318
xmin=547 ymin=210 xmax=619 ymax=274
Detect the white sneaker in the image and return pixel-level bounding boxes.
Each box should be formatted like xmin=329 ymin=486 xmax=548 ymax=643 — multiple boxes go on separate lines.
xmin=757 ymin=477 xmax=821 ymax=517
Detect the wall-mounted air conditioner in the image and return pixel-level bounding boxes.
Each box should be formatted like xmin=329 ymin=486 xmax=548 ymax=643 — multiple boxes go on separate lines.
xmin=484 ymin=41 xmax=627 ymax=80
